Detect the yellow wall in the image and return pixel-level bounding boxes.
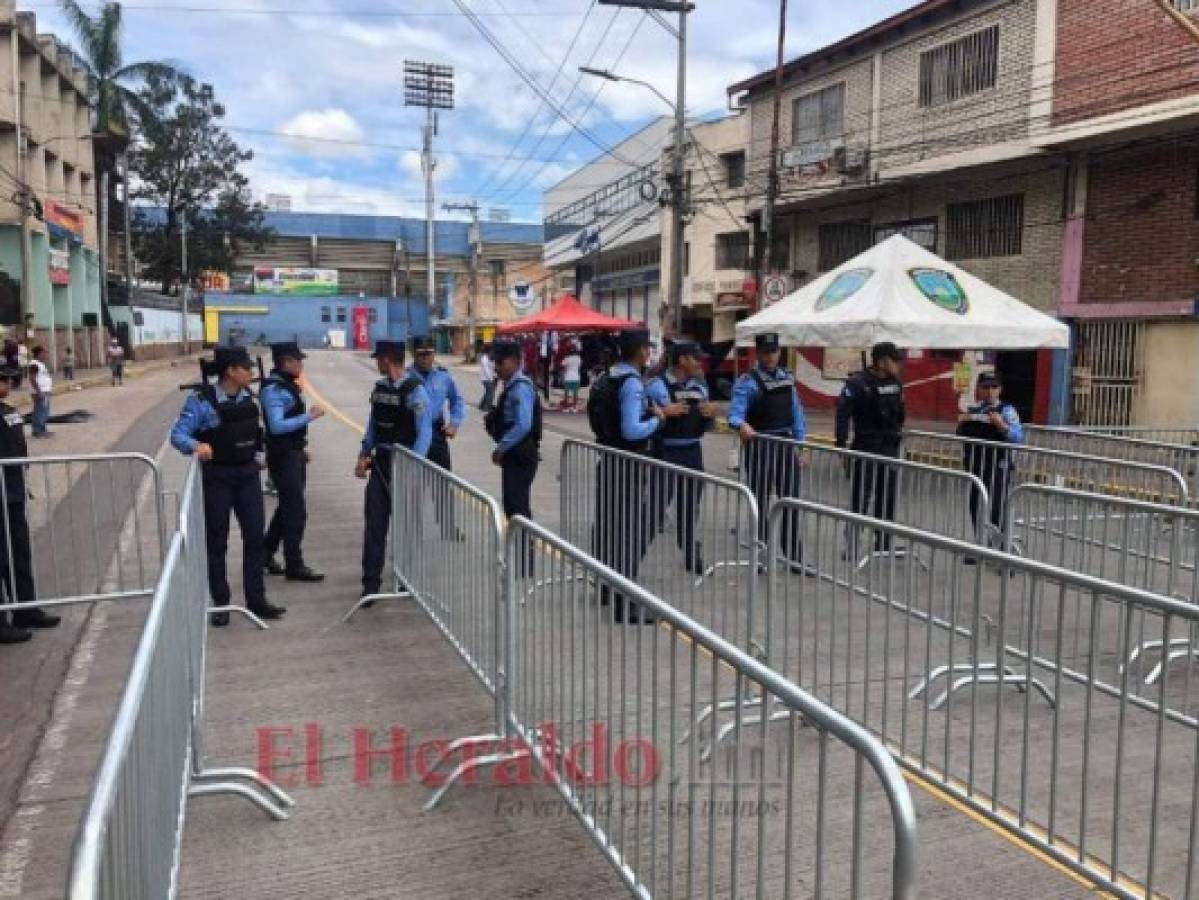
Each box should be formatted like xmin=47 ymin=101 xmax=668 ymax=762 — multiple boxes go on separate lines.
xmin=1140 ymin=323 xmax=1199 ymax=425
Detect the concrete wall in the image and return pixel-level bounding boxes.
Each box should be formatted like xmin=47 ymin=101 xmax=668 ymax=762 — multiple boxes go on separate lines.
xmin=1140 ymin=323 xmax=1199 ymax=425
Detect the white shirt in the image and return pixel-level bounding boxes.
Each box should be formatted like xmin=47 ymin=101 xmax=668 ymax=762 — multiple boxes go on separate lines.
xmin=479 ymin=353 xmax=496 ymax=383
xmin=30 ymin=359 xmax=51 ymax=394
xmin=562 ymin=353 xmax=582 ymax=382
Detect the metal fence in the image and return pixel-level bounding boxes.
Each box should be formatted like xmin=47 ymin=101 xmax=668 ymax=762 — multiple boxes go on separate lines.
xmin=1076 ymin=425 xmax=1199 ymax=446
xmin=765 ymin=497 xmax=1198 ymax=899
xmin=68 ymin=458 xmax=292 ymax=900
xmin=1024 ymin=425 xmax=1199 ymax=499
xmin=0 ymin=453 xmax=166 ymax=613
xmin=506 ymin=515 xmax=919 ymax=899
xmin=903 ymin=429 xmax=1190 ymax=508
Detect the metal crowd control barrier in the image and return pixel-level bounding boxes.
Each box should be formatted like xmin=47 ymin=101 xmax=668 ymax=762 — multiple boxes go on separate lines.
xmin=765 ymin=497 xmax=1198 ymax=899
xmin=1076 ymin=425 xmax=1199 ymax=446
xmin=903 ymin=429 xmax=1190 ymax=509
xmin=0 ymin=453 xmax=166 ymax=613
xmin=1024 ymin=425 xmax=1199 ymax=500
xmin=742 ymin=435 xmax=990 ymax=557
xmin=1007 ymin=484 xmax=1199 ymax=688
xmin=68 ymin=458 xmax=292 ymax=900
xmin=506 ymin=516 xmax=919 ymax=899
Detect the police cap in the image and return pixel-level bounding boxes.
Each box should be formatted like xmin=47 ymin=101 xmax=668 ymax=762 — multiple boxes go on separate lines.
xmin=213 ymin=346 xmax=253 ymax=373
xmin=669 ymin=340 xmax=706 ymax=364
xmin=270 ymin=341 xmax=306 ymax=363
xmin=617 ymin=327 xmax=652 ymax=355
xmin=410 ymin=334 xmax=436 ymax=353
xmin=871 ymin=342 xmax=903 ymax=364
xmin=755 ymin=333 xmax=781 ymax=352
xmin=978 ymin=371 xmax=1001 ymax=388
xmin=490 ymin=340 xmax=522 ymax=362
xmin=371 ymin=339 xmax=406 ymax=361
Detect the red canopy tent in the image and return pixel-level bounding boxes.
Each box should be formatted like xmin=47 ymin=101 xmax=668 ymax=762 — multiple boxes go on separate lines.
xmin=496 ymin=294 xmax=640 ymax=335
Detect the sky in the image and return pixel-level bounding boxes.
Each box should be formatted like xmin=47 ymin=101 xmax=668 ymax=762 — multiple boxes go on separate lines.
xmin=28 ymin=0 xmax=916 ymax=222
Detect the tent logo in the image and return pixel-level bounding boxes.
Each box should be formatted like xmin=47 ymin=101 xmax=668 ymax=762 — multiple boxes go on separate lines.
xmin=815 ymin=268 xmax=873 ymax=312
xmin=908 ymin=268 xmax=969 ymax=315
xmin=509 ymin=281 xmax=538 ymax=312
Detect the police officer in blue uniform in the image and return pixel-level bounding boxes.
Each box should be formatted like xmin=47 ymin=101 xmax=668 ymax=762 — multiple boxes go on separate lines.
xmin=261 ymin=342 xmax=325 ymax=582
xmin=957 ymin=371 xmax=1024 ymax=552
xmin=409 ymin=335 xmax=466 ymax=539
xmin=0 ymin=365 xmax=59 ymax=643
xmin=728 ymin=332 xmax=808 ymax=567
xmin=355 ymin=339 xmax=433 ymax=600
xmin=646 ymin=340 xmax=715 ymax=574
xmin=485 ymin=340 xmax=542 ymax=527
xmin=171 ymin=346 xmax=285 ymax=626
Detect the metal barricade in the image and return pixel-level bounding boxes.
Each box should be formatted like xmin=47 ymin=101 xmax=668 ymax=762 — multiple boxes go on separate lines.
xmin=1077 ymin=425 xmax=1199 ymax=446
xmin=68 ymin=458 xmax=292 ymax=900
xmin=0 ymin=453 xmax=166 ymax=613
xmin=506 ymin=515 xmax=919 ymax=899
xmin=904 ymin=429 xmax=1189 ymax=508
xmin=1024 ymin=425 xmax=1199 ymax=500
xmin=767 ymin=497 xmax=1199 ymax=899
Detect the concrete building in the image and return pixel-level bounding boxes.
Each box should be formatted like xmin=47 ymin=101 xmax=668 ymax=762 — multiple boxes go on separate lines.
xmin=0 ymin=1 xmax=102 ymax=369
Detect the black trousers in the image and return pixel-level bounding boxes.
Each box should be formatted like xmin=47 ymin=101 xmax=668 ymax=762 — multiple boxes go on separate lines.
xmin=964 ymin=448 xmax=1011 ymax=537
xmin=202 ymin=462 xmax=266 ymax=608
xmin=0 ymin=501 xmax=36 ymax=608
xmin=427 ymin=431 xmax=458 ymax=537
xmin=593 ymin=454 xmax=655 ymax=616
xmin=503 ymin=456 xmax=538 ymax=577
xmin=849 ymin=446 xmax=900 ymax=551
xmin=264 ymin=448 xmax=308 ymax=571
xmin=743 ymin=438 xmax=803 ymax=561
xmin=654 ymin=442 xmax=705 ymax=566
xmin=361 ymin=463 xmax=392 ymax=594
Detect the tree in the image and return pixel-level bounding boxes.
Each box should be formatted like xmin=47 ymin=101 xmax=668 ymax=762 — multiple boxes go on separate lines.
xmin=129 ymin=76 xmax=271 ymax=293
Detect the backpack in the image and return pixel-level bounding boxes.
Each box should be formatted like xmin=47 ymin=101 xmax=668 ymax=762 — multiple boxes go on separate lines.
xmin=587 ymin=370 xmax=636 ymax=446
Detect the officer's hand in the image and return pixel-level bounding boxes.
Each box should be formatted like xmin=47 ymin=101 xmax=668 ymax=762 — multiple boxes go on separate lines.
xmin=699 ymin=402 xmax=717 ymax=418
xmin=309 ymin=405 xmax=326 ymax=420
xmin=194 ymin=443 xmax=213 ymax=462
xmin=738 ymin=423 xmax=756 ymax=444
xmin=663 ymin=402 xmax=689 ymax=418
xmin=988 ymin=412 xmax=1006 ymax=430
xmin=650 ymin=405 xmax=667 ymax=421
xmin=958 ymin=412 xmax=970 ymax=423
xmin=443 ymin=423 xmax=458 ymax=439
xmin=354 ymin=456 xmax=371 ymax=479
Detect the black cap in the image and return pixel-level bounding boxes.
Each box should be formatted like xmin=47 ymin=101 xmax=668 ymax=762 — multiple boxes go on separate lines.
xmin=871 ymin=342 xmax=902 ymax=364
xmin=411 ymin=335 xmax=436 ymax=353
xmin=490 ymin=340 xmax=522 ymax=361
xmin=270 ymin=341 xmax=306 ymax=363
xmin=669 ymin=341 xmax=706 ymax=363
xmin=213 ymin=346 xmax=253 ymax=373
xmin=755 ymin=333 xmax=781 ymax=352
xmin=978 ymin=371 xmax=1001 ymax=387
xmin=617 ymin=327 xmax=652 ymax=355
xmin=371 ymin=340 xmax=406 ymax=361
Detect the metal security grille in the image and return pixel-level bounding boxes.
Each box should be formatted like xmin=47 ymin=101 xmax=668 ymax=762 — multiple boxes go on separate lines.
xmin=919 ymin=24 xmax=1000 ymax=107
xmin=817 ymin=218 xmax=872 ymax=271
xmin=792 ymin=82 xmax=845 ymax=145
xmin=1072 ymin=319 xmax=1145 ymax=427
xmin=714 ymin=231 xmax=750 ymax=269
xmin=945 ymin=193 xmax=1024 ymax=259
xmin=874 ymin=217 xmax=938 ymax=252
xmin=1175 ymin=0 xmax=1198 ymax=11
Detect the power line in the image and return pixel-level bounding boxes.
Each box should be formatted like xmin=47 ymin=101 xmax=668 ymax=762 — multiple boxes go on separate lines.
xmin=21 ymin=0 xmax=583 ymax=17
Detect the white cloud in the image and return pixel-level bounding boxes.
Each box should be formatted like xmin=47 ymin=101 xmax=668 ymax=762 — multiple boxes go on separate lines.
xmin=278 ymin=108 xmax=368 ymax=158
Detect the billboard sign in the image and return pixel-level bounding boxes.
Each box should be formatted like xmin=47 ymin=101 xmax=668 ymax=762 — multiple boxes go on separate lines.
xmin=45 ymin=200 xmax=84 ymax=241
xmin=253 ymin=267 xmax=339 ymax=296
xmin=48 ymin=246 xmax=71 ymax=286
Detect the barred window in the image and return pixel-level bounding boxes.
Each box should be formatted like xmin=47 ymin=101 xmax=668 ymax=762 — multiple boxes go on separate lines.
xmin=721 ymin=151 xmax=746 ymax=189
xmin=817 ymin=219 xmax=872 ymax=271
xmin=874 ymin=218 xmax=938 ymax=253
xmin=946 ymin=194 xmax=1024 ymax=260
xmin=793 ymin=83 xmax=845 ymax=146
xmin=918 ymin=25 xmax=999 ymax=108
xmin=715 ymin=232 xmax=750 ymax=270
xmin=1175 ymin=0 xmax=1197 ymax=10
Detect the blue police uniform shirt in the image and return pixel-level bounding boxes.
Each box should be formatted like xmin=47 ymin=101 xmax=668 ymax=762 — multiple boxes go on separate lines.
xmin=611 ymin=361 xmax=660 ymax=442
xmin=360 ymin=376 xmax=434 ymax=458
xmin=727 ymin=365 xmax=807 ymax=441
xmin=496 ymin=373 xmax=536 ymax=454
xmin=965 ymin=400 xmax=1024 ymax=444
xmin=260 ymin=378 xmax=313 ymax=437
xmin=409 ymin=364 xmax=466 ymax=429
xmin=646 ymin=372 xmax=714 ymax=447
xmin=170 ymin=387 xmax=257 ymax=455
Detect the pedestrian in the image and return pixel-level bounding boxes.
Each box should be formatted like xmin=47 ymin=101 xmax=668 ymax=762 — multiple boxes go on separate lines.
xmin=561 ymin=342 xmax=582 ymax=408
xmin=0 ymin=365 xmax=59 ymax=644
xmin=28 ymin=345 xmax=52 ymax=439
xmin=957 ymin=371 xmax=1024 ymax=558
xmin=835 ymin=342 xmax=906 ymax=549
xmin=107 ymin=339 xmax=125 ymax=386
xmin=728 ymin=333 xmax=810 ymax=571
xmin=647 ymin=340 xmax=716 ymax=575
xmin=63 ymin=346 xmax=75 ymax=381
xmin=355 ymin=339 xmax=433 ymax=602
xmin=485 ymin=340 xmax=542 ymax=559
xmin=261 ymin=342 xmax=326 ymax=583
xmin=409 ymin=334 xmax=466 ymax=540
xmin=170 ymin=346 xmax=286 ymax=627
xmin=588 ymin=327 xmax=684 ymax=624
xmin=478 ymin=342 xmax=498 ymax=412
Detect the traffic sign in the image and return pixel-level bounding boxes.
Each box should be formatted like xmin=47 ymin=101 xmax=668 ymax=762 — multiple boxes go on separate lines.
xmin=763 ymin=274 xmax=789 ymax=306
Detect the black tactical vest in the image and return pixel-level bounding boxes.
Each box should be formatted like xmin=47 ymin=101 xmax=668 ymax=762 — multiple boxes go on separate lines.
xmin=746 ymin=368 xmax=796 ymax=434
xmin=263 ymin=372 xmax=308 ymax=453
xmin=488 ymin=375 xmax=542 ymax=464
xmin=370 ymin=376 xmax=420 ymax=451
xmin=846 ymin=371 xmax=905 ymax=451
xmin=197 ymin=387 xmax=261 ymax=466
xmin=657 ymin=374 xmax=707 ymax=443
xmin=0 ymin=401 xmax=28 ymax=502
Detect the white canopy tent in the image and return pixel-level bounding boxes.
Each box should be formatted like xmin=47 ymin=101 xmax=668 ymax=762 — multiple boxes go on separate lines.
xmin=736 ymin=235 xmax=1070 ymax=350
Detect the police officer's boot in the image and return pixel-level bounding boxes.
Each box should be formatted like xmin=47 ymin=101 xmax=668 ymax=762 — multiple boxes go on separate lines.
xmin=13 ymin=607 xmax=60 ymax=629
xmin=265 ymin=556 xmax=286 ymax=576
xmin=249 ymin=599 xmax=287 ymax=620
xmin=0 ymin=613 xmax=30 ymax=644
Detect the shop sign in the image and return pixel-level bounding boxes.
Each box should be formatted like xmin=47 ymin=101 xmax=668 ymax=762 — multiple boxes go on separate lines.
xmin=48 ymin=246 xmax=71 ymax=285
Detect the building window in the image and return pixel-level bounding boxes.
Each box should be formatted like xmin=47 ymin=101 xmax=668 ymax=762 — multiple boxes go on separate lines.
xmin=1174 ymin=0 xmax=1197 ymax=10
xmin=817 ymin=219 xmax=872 ymax=271
xmin=792 ymin=83 xmax=845 ymax=147
xmin=368 ymin=307 xmax=378 ymax=324
xmin=336 ymin=307 xmax=347 ymax=324
xmin=946 ymin=193 xmax=1024 ymax=260
xmin=683 ymin=242 xmax=690 ymax=277
xmin=715 ymin=232 xmax=751 ymax=270
xmin=489 ymin=259 xmax=506 ymax=280
xmin=721 ymin=151 xmax=746 ymax=189
xmin=874 ymin=218 xmax=938 ymax=253
xmin=320 ymin=306 xmax=330 ymax=323
xmin=919 ymin=25 xmax=1000 ymax=108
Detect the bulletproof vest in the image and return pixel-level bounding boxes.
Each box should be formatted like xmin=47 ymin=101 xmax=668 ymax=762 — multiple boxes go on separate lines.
xmin=263 ymin=372 xmax=308 ymax=452
xmin=958 ymin=404 xmax=1014 ymax=470
xmin=957 ymin=404 xmax=1008 ymax=443
xmin=370 ymin=376 xmax=420 ymax=451
xmin=491 ymin=375 xmax=542 ymax=463
xmin=847 ymin=371 xmax=904 ymax=450
xmin=657 ymin=374 xmax=707 ymax=443
xmin=197 ymin=387 xmax=261 ymax=466
xmin=592 ymin=370 xmax=651 ymax=453
xmin=0 ymin=401 xmax=28 ymax=501
xmin=746 ymin=368 xmax=796 ymax=434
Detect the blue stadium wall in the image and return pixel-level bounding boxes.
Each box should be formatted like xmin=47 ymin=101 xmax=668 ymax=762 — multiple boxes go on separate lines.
xmin=207 ymin=295 xmax=432 ymax=349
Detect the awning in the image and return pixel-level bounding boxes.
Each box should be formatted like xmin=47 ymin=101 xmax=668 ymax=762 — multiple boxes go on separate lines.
xmin=496 ymin=294 xmax=641 ymax=335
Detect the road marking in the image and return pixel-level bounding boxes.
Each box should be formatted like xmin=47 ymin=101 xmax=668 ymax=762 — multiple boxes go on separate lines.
xmin=300 ymin=374 xmax=364 ymax=436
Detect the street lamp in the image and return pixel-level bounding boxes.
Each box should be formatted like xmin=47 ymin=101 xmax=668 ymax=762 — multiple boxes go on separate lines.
xmin=578 ymin=66 xmax=677 ymax=112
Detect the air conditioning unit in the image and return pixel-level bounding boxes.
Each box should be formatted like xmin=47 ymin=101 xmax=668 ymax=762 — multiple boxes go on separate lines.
xmin=833 ymin=146 xmax=869 ymax=175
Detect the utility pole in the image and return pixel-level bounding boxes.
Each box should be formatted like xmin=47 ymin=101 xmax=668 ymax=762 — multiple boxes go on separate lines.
xmin=443 ymin=200 xmax=480 ymax=359
xmin=760 ymin=0 xmax=789 ymax=298
xmin=11 ymin=37 xmax=32 ymax=346
xmin=404 ymin=61 xmax=455 ymax=325
xmin=180 ymin=210 xmax=189 ymax=354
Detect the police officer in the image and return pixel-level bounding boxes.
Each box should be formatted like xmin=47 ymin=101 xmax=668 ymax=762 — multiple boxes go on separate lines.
xmin=646 ymin=340 xmax=715 ymax=574
xmin=0 ymin=365 xmax=59 ymax=643
xmin=485 ymin=340 xmax=542 ymax=532
xmin=409 ymin=335 xmax=465 ymax=539
xmin=728 ymin=332 xmax=808 ymax=568
xmin=957 ymin=371 xmax=1024 ymax=553
xmin=171 ymin=346 xmax=285 ymax=626
xmin=261 ymin=342 xmax=325 ymax=582
xmin=835 ymin=342 xmax=906 ymax=546
xmin=355 ymin=339 xmax=433 ymax=601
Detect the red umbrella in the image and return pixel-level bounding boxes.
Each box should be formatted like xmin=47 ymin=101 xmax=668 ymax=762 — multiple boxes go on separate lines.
xmin=496 ymin=294 xmax=641 ymax=335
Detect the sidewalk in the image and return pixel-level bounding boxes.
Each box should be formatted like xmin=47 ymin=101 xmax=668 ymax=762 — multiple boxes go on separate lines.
xmin=6 ymin=354 xmax=201 ymax=412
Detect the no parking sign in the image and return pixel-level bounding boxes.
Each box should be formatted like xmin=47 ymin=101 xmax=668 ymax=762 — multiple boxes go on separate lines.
xmin=762 ymin=274 xmax=789 ymax=307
